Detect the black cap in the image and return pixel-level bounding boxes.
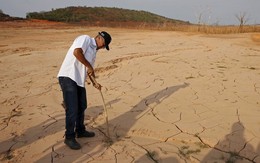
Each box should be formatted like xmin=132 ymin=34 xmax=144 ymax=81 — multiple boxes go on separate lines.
xmin=99 ymin=31 xmax=112 ymax=50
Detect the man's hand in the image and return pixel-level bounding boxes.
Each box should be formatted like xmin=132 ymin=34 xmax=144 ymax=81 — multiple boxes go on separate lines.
xmin=88 ymin=74 xmax=102 ymax=90
xmin=87 ymin=67 xmax=95 ymax=77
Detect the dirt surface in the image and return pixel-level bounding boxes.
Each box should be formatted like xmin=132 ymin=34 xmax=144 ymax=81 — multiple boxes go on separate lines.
xmin=0 ymin=21 xmax=260 ymax=163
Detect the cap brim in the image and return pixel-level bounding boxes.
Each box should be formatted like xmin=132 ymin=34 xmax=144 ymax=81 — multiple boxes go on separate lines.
xmin=106 ymin=45 xmax=109 ymax=50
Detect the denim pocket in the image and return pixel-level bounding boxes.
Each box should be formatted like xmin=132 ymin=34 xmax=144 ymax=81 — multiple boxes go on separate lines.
xmin=59 ymin=77 xmax=77 ymax=91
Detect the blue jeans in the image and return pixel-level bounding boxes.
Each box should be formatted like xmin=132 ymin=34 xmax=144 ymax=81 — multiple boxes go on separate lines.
xmin=59 ymin=77 xmax=87 ymax=139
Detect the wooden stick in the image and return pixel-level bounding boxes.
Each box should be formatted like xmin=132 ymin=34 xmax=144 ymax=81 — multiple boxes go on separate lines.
xmin=99 ymin=90 xmax=110 ymax=138
xmin=89 ymin=75 xmax=110 ymax=138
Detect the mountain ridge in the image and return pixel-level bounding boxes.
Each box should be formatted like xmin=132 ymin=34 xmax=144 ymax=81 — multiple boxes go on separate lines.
xmin=25 ymin=6 xmax=190 ymax=25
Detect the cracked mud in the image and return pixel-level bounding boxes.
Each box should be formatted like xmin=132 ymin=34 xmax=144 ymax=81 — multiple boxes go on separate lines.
xmin=0 ymin=27 xmax=259 ymax=163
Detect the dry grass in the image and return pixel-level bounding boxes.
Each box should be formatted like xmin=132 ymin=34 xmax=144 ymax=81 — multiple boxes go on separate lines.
xmin=1 ymin=20 xmax=260 ymax=34
xmin=111 ymin=22 xmax=260 ymax=34
xmin=139 ymin=23 xmax=260 ymax=34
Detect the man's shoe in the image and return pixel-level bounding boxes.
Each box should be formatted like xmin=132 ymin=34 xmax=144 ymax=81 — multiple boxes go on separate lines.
xmin=64 ymin=138 xmax=81 ymax=150
xmin=77 ymin=130 xmax=95 ymax=138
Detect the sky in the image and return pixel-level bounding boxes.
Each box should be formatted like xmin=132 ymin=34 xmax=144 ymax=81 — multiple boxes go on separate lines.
xmin=0 ymin=0 xmax=259 ymax=25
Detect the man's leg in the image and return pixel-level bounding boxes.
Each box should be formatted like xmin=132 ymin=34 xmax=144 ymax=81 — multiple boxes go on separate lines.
xmin=76 ymin=86 xmax=95 ymax=138
xmin=76 ymin=86 xmax=87 ymax=132
xmin=59 ymin=77 xmax=81 ymax=149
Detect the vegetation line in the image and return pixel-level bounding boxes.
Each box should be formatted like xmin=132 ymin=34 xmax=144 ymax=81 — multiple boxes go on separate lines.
xmin=1 ymin=7 xmax=260 ymax=34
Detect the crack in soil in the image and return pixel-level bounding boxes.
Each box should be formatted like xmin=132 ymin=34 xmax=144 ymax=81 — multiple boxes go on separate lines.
xmin=0 ymin=104 xmax=22 ymax=131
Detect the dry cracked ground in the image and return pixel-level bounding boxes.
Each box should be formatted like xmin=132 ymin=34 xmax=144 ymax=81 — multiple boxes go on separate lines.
xmin=0 ymin=26 xmax=260 ymax=163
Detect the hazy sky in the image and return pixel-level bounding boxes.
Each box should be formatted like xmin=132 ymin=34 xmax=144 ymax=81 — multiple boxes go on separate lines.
xmin=1 ymin=0 xmax=259 ymax=25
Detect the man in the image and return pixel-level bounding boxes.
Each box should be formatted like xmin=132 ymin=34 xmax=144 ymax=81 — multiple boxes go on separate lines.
xmin=57 ymin=31 xmax=112 ymax=150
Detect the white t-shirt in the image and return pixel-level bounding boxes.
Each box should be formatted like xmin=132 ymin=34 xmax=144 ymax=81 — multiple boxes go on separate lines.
xmin=58 ymin=35 xmax=97 ymax=87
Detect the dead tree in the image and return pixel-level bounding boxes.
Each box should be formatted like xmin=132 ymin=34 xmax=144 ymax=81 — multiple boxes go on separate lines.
xmin=235 ymin=12 xmax=249 ymax=33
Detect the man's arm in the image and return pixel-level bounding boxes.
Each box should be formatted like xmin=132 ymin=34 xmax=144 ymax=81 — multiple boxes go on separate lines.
xmin=73 ymin=48 xmax=101 ymax=90
xmin=73 ymin=48 xmax=94 ymax=76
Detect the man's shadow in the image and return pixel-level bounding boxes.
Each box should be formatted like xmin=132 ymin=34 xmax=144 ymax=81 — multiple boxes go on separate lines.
xmin=97 ymin=83 xmax=189 ymax=141
xmin=257 ymin=144 xmax=260 ymax=162
xmin=201 ymin=121 xmax=259 ymax=163
xmin=36 ymin=83 xmax=189 ymax=162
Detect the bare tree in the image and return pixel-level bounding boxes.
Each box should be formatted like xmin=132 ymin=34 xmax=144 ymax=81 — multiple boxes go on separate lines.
xmin=235 ymin=12 xmax=249 ymax=32
xmin=195 ymin=6 xmax=211 ymax=32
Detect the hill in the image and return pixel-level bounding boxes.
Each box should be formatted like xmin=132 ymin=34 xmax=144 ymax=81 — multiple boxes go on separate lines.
xmin=0 ymin=11 xmax=24 ymax=21
xmin=26 ymin=6 xmax=190 ymax=26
